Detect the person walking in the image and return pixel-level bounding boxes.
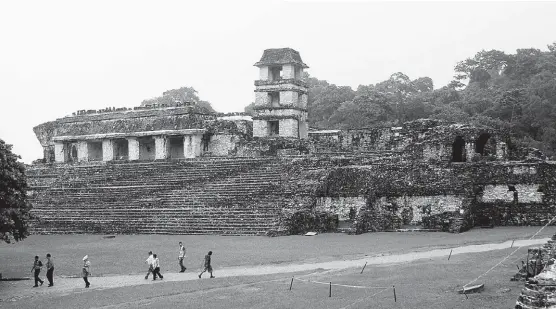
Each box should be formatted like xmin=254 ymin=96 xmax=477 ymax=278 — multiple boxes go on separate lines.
xmin=45 ymin=253 xmax=54 ymax=287
xmin=145 ymin=251 xmax=154 ymax=279
xmin=198 ymin=251 xmax=214 ymax=279
xmin=82 ymin=255 xmax=91 ymax=288
xmin=152 ymin=254 xmax=163 ymax=280
xmin=31 ymin=256 xmax=44 ymax=287
xmin=178 ymin=242 xmax=187 ymax=272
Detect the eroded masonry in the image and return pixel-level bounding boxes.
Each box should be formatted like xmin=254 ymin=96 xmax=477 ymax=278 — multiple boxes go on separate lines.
xmin=27 ymin=48 xmax=556 ymax=235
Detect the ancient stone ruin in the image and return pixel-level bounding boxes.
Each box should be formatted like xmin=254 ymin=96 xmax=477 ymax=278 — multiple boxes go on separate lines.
xmin=515 ymin=234 xmax=556 ymax=308
xmin=27 ymin=48 xmax=556 ymax=236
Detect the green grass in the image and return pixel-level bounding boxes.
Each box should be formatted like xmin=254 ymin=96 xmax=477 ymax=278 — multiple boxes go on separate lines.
xmin=0 ymin=226 xmax=553 ymax=308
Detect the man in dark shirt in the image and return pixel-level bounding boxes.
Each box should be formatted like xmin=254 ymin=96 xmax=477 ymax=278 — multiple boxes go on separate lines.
xmin=31 ymin=256 xmax=44 ymax=287
xmin=198 ymin=251 xmax=215 ymax=278
xmin=45 ymin=253 xmax=54 ymax=287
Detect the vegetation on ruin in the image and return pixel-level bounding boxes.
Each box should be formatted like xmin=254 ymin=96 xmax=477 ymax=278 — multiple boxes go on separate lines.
xmin=141 ymin=86 xmax=215 ymax=114
xmin=279 ymin=42 xmax=556 ymax=157
xmin=0 ymin=139 xmax=32 ymax=243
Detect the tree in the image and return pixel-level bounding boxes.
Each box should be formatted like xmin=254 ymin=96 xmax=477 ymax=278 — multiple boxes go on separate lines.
xmin=244 ymin=102 xmax=256 ymax=116
xmin=329 ymin=92 xmax=394 ymax=129
xmin=0 ymin=139 xmax=32 ymax=243
xmin=305 ymin=74 xmax=356 ymax=128
xmin=141 ymin=87 xmax=216 ymax=113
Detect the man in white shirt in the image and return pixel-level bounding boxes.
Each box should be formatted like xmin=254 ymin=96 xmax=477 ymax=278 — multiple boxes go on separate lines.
xmin=152 ymin=254 xmax=163 ymax=280
xmin=145 ymin=251 xmax=154 ymax=280
xmin=178 ymin=242 xmax=187 ymax=272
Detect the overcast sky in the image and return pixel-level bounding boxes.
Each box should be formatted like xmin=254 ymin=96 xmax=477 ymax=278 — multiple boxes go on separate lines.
xmin=1 ymin=0 xmax=555 ymax=163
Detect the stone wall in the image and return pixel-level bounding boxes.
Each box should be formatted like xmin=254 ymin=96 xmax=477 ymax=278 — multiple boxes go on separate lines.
xmin=316 ymin=197 xmax=366 ymax=221
xmin=27 ymin=153 xmax=556 ymax=236
xmin=515 ymin=234 xmax=556 ymax=308
xmin=310 ymin=160 xmax=556 ymax=233
xmin=308 ymin=119 xmax=511 ymax=162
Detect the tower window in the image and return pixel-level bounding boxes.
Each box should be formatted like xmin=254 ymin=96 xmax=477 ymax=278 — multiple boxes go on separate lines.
xmin=269 ymin=121 xmax=279 ymax=136
xmin=270 ymin=66 xmax=283 ymax=81
xmin=269 ymin=92 xmax=280 ymax=107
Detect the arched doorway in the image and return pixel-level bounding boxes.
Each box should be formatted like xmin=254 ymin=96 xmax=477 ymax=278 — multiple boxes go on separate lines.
xmin=475 ymin=133 xmax=491 ymax=155
xmin=70 ymin=144 xmax=78 ymax=162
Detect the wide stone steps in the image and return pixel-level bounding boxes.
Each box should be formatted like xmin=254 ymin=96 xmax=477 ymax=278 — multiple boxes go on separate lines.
xmin=27 ymin=158 xmax=288 ymax=235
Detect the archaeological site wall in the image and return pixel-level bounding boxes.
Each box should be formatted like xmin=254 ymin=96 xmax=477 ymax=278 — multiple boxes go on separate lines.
xmin=26 ymin=154 xmax=556 ymax=236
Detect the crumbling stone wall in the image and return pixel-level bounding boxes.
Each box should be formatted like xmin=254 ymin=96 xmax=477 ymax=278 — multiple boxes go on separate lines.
xmin=310 ymin=160 xmax=556 ymax=233
xmin=27 ymin=153 xmax=556 ymax=236
xmin=309 ymin=119 xmax=510 ymax=162
xmin=515 ymin=234 xmax=556 ymax=308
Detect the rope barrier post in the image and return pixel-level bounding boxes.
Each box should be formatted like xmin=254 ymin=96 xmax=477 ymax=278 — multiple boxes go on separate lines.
xmin=526 ymin=252 xmax=530 ymax=280
xmin=393 ymin=285 xmax=396 ymax=302
xmin=448 ymin=249 xmax=453 ymax=261
xmin=329 ymin=282 xmax=332 ymax=297
xmin=360 ymin=262 xmax=367 ymax=274
xmin=289 ymin=277 xmax=294 ymax=291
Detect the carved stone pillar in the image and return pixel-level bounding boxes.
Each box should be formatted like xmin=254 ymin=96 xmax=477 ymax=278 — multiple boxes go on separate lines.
xmin=54 ymin=142 xmax=65 ymax=163
xmin=184 ymin=135 xmax=202 ymax=158
xmin=102 ymin=139 xmax=114 ymax=161
xmin=127 ymin=137 xmax=140 ymax=161
xmin=77 ymin=141 xmax=89 ymax=162
xmin=154 ymin=136 xmax=168 ymax=160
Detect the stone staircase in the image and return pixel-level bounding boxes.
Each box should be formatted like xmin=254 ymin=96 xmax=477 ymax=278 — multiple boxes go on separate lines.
xmin=28 ymin=158 xmax=285 ymax=235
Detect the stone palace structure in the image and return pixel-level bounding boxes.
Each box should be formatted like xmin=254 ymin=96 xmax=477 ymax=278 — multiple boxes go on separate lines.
xmin=27 ymin=48 xmax=556 ymax=236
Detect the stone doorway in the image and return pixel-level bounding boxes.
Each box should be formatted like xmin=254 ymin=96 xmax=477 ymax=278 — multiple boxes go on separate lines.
xmin=168 ymin=136 xmax=184 ymax=159
xmin=138 ymin=137 xmax=155 ymax=160
xmin=87 ymin=141 xmax=103 ymax=161
xmin=451 ymin=136 xmax=466 ymax=162
xmin=113 ymin=139 xmax=128 ymax=160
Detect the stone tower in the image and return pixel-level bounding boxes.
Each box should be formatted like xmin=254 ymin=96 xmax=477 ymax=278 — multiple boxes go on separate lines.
xmin=253 ymin=48 xmax=309 ymax=138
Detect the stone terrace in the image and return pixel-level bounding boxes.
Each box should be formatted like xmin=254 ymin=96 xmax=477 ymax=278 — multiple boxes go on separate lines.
xmin=27 ymin=158 xmax=284 ymax=235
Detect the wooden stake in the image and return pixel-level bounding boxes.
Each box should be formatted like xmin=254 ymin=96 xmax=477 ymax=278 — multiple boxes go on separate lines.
xmin=360 ymin=262 xmax=367 ymax=274
xmin=526 ymin=252 xmax=530 ymax=279
xmin=329 ymin=282 xmax=332 ymax=297
xmin=448 ymin=249 xmax=453 ymax=260
xmin=393 ymin=285 xmax=397 ymax=302
xmin=289 ymin=277 xmax=294 ymax=291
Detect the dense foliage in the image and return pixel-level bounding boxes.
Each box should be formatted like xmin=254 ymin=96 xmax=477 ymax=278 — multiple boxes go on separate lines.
xmin=0 ymin=139 xmax=32 ymax=243
xmin=141 ymin=86 xmax=215 ymax=114
xmin=304 ymin=42 xmax=556 ymax=157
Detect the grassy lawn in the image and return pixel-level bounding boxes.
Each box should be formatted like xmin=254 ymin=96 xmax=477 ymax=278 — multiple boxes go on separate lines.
xmin=0 ymin=226 xmax=553 ymax=308
xmin=0 ymin=226 xmax=553 ymax=278
xmin=0 ymin=249 xmax=526 ymax=309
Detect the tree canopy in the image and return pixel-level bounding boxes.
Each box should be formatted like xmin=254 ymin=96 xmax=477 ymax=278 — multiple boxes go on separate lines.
xmin=304 ymin=42 xmax=556 ymax=157
xmin=141 ymin=86 xmax=215 ymax=114
xmin=0 ymin=139 xmax=32 ymax=243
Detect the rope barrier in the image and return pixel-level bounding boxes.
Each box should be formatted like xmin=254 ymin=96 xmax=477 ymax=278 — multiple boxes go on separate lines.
xmin=463 ymin=214 xmax=556 ymax=288
xmin=293 ymin=277 xmax=389 ymax=289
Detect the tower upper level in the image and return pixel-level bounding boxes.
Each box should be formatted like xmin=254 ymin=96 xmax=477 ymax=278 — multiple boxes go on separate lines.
xmin=252 ymin=48 xmax=309 ymax=139
xmin=254 ymin=48 xmax=308 ymax=82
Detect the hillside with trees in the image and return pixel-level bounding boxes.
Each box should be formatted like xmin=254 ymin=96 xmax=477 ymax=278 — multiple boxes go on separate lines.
xmin=301 ymin=42 xmax=556 ymax=157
